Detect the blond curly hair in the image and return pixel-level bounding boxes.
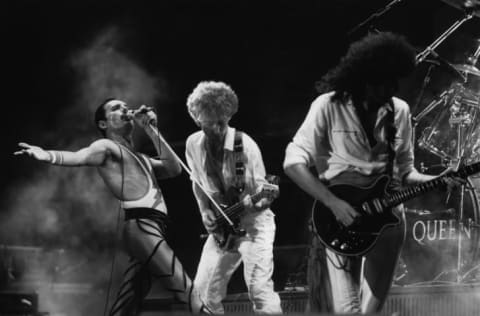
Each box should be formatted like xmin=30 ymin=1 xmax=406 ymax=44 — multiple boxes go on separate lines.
xmin=186 ymin=81 xmax=238 ymax=123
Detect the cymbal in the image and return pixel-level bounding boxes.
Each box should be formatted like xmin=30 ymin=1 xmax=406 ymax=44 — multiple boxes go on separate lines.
xmin=440 ymin=0 xmax=480 ymax=17
xmin=453 ymin=63 xmax=480 ymax=76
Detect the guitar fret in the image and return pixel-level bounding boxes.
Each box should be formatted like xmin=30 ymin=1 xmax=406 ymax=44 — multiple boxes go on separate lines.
xmin=384 ymin=162 xmax=480 ymax=208
xmin=214 ymin=190 xmax=268 ymax=223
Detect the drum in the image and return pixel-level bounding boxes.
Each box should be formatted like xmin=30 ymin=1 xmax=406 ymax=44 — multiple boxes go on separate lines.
xmin=395 ymin=173 xmax=480 ymax=285
xmin=418 ymin=84 xmax=480 ymax=161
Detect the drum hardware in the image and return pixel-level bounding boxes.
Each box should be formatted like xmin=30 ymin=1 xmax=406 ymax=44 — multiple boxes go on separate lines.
xmin=346 ymin=0 xmax=403 ymax=37
xmin=453 ymin=38 xmax=480 ymax=77
xmin=453 ymin=63 xmax=480 ymax=77
xmin=419 ymin=162 xmax=450 ymax=173
xmin=415 ymin=8 xmax=475 ymax=64
xmin=432 ymin=217 xmax=480 ymax=283
xmin=428 ymin=50 xmax=467 ymax=80
xmin=468 ymin=217 xmax=480 ymax=228
xmin=414 ymin=1 xmax=476 ymax=121
xmin=394 ymin=257 xmax=408 ymax=283
xmin=396 ymin=175 xmax=480 ymax=285
xmin=415 ymin=128 xmax=480 ymax=283
xmin=440 ymin=0 xmax=480 ymax=18
xmin=395 ymin=1 xmax=480 ymax=286
xmin=412 ymin=56 xmax=480 ymax=284
xmin=415 ymin=83 xmax=479 ymax=164
xmin=404 ymin=208 xmax=456 ymax=216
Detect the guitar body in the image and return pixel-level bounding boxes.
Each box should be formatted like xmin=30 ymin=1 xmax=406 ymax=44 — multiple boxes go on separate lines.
xmin=312 ymin=175 xmax=401 ymax=256
xmin=209 ymin=177 xmax=280 ymax=252
xmin=211 ymin=223 xmax=246 ymax=251
xmin=210 ymin=189 xmax=246 ymax=251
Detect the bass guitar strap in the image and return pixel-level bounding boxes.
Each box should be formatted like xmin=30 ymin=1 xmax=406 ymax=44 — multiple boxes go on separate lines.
xmin=232 ymin=130 xmax=246 ymax=195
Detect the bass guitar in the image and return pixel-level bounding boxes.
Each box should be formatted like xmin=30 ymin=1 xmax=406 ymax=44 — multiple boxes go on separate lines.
xmin=211 ymin=176 xmax=279 ymax=251
xmin=312 ymin=162 xmax=480 ymax=256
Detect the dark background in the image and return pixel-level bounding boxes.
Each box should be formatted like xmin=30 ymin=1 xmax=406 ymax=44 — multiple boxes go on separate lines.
xmin=1 ymin=0 xmax=480 ymax=314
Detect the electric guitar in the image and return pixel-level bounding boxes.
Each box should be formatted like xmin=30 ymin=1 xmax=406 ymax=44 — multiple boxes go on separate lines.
xmin=312 ymin=162 xmax=480 ymax=256
xmin=210 ymin=176 xmax=279 ymax=251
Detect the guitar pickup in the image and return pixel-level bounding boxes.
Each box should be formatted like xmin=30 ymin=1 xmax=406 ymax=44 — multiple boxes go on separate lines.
xmin=373 ymin=199 xmax=384 ymax=213
xmin=361 ymin=203 xmax=373 ymax=215
xmin=362 ymin=199 xmax=383 ymax=215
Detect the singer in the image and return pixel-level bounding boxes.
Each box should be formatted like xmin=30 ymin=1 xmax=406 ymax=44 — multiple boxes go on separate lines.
xmin=15 ymin=99 xmax=205 ymax=315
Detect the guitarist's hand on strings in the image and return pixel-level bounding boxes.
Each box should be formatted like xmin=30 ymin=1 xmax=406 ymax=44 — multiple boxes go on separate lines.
xmin=443 ymin=176 xmax=466 ymax=192
xmin=201 ymin=209 xmax=218 ymax=233
xmin=243 ymin=195 xmax=255 ymax=212
xmin=328 ymin=197 xmax=360 ymax=227
xmin=435 ymin=167 xmax=466 ymax=193
xmin=442 ymin=175 xmax=466 ymax=203
xmin=243 ymin=195 xmax=272 ymax=212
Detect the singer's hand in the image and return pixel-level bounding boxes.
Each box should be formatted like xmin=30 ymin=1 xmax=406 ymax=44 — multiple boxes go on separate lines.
xmin=133 ymin=105 xmax=157 ymax=128
xmin=14 ymin=142 xmax=50 ymax=161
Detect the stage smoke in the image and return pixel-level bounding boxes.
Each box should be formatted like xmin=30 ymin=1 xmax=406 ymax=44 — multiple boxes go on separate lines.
xmin=2 ymin=24 xmax=167 ymax=314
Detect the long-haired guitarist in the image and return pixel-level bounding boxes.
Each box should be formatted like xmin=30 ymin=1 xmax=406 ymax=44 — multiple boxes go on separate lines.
xmin=185 ymin=81 xmax=282 ymax=314
xmin=15 ymin=99 xmax=205 ymax=315
xmin=283 ymin=32 xmax=461 ymax=314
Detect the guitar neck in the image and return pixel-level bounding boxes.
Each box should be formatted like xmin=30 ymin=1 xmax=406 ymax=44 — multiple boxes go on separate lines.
xmin=385 ymin=161 xmax=480 ymax=207
xmin=216 ymin=190 xmax=265 ymax=224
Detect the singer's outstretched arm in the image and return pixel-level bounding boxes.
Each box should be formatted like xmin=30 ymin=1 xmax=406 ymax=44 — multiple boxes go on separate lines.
xmin=14 ymin=139 xmax=110 ymax=167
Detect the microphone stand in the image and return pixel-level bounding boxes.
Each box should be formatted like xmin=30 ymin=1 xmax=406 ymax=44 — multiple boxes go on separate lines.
xmin=347 ymin=0 xmax=404 ymax=37
xmin=147 ymin=124 xmax=235 ymax=226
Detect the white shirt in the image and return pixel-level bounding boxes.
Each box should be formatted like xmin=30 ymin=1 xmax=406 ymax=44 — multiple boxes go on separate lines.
xmin=185 ymin=127 xmax=268 ymax=200
xmin=283 ymin=92 xmax=416 ymax=180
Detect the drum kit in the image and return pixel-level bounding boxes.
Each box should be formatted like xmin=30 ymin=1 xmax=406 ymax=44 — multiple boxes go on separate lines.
xmin=385 ymin=1 xmax=480 ymax=285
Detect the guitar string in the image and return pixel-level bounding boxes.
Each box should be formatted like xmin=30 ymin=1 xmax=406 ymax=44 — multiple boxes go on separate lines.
xmin=214 ymin=191 xmax=265 ymax=225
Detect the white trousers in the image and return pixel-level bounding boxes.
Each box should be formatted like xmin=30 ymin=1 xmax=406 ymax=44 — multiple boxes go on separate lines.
xmin=194 ymin=210 xmax=282 ymax=314
xmin=326 ymin=210 xmax=406 ymax=314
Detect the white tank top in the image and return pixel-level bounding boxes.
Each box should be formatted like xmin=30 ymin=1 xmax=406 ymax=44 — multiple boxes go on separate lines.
xmin=118 ymin=145 xmax=168 ymax=214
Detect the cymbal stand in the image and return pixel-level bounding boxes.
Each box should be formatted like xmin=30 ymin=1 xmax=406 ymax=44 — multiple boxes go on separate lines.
xmin=467 ymin=40 xmax=480 ymax=66
xmin=416 ymin=12 xmax=474 ymax=64
xmin=347 ymin=0 xmax=403 ymax=37
xmin=453 ymin=118 xmax=467 ymax=283
xmin=413 ymin=14 xmax=473 ymax=126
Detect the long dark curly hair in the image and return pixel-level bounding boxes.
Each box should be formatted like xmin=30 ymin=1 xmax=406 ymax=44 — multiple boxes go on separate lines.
xmin=317 ymin=32 xmax=416 ymax=103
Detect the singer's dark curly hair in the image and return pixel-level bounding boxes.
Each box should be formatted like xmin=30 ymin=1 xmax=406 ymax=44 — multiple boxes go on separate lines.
xmin=94 ymin=97 xmax=115 ymax=137
xmin=316 ymin=32 xmax=416 ymax=103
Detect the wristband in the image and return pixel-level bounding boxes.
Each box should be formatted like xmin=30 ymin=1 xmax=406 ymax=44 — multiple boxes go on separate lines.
xmin=48 ymin=151 xmax=64 ymax=165
xmin=48 ymin=151 xmax=56 ymax=164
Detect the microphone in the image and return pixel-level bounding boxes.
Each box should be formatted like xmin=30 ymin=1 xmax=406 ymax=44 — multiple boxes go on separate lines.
xmin=121 ymin=106 xmax=155 ymax=121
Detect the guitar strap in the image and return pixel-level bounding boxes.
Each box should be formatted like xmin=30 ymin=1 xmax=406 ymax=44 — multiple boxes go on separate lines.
xmin=204 ymin=130 xmax=245 ymax=204
xmin=385 ymin=99 xmax=399 ymax=192
xmin=232 ymin=130 xmax=246 ymax=195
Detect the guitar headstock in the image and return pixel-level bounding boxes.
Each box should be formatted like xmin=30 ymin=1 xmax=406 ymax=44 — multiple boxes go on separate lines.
xmin=260 ymin=174 xmax=280 ymax=200
xmin=265 ymin=174 xmax=280 ymax=186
